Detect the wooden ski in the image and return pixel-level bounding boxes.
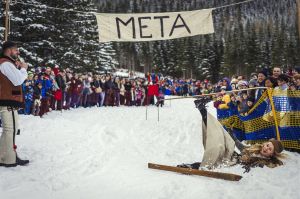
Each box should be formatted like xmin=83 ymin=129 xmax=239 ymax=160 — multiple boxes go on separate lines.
xmin=148 ymin=163 xmax=242 ymax=181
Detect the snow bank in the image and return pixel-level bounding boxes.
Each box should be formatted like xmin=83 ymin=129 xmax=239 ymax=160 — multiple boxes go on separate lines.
xmin=0 ymin=98 xmax=299 ymax=199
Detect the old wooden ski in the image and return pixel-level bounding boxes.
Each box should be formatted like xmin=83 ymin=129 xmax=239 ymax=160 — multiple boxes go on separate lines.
xmin=148 ymin=163 xmax=242 ymax=181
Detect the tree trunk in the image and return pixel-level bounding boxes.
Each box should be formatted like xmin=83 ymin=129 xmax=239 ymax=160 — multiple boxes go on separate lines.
xmin=297 ymin=0 xmax=300 ymax=40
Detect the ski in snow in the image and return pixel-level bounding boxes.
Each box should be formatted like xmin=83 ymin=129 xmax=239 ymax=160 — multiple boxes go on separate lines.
xmin=148 ymin=163 xmax=242 ymax=181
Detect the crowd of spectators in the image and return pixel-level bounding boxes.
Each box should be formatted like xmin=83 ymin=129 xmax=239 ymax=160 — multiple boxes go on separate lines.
xmin=20 ymin=65 xmax=300 ymax=117
xmin=213 ymin=67 xmax=300 ymax=116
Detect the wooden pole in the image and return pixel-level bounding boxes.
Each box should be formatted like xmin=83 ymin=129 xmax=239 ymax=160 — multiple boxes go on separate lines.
xmin=267 ymin=88 xmax=281 ymax=140
xmin=146 ymin=103 xmax=148 ymax=120
xmin=157 ymin=105 xmax=159 ymax=122
xmin=297 ymin=0 xmax=300 ymax=40
xmin=148 ymin=163 xmax=242 ymax=181
xmin=163 ymin=87 xmax=268 ymax=101
xmin=4 ymin=0 xmax=10 ymax=41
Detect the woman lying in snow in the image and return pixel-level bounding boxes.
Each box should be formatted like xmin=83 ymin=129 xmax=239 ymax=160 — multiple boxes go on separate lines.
xmin=177 ymin=99 xmax=285 ymax=173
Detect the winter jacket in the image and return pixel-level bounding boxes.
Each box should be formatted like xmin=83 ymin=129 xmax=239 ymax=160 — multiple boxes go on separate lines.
xmin=218 ymin=94 xmax=230 ymax=109
xmin=41 ymin=77 xmax=52 ymax=98
xmin=33 ymin=85 xmax=42 ymax=100
xmin=124 ymin=82 xmax=132 ymax=91
xmin=55 ymin=74 xmax=66 ymax=90
xmin=104 ymin=80 xmax=114 ymax=90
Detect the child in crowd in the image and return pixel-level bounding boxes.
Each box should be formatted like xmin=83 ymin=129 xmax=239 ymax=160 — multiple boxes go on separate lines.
xmin=217 ymin=86 xmax=230 ymax=109
xmin=135 ymin=86 xmax=143 ymax=106
xmin=213 ymin=93 xmax=223 ymax=109
xmin=244 ymin=97 xmax=255 ymax=116
xmin=237 ymin=91 xmax=249 ymax=115
xmin=32 ymin=82 xmax=42 ymax=116
xmin=156 ymin=89 xmax=165 ymax=107
xmin=289 ymin=82 xmax=297 ymax=91
xmin=23 ymin=81 xmax=34 ymax=115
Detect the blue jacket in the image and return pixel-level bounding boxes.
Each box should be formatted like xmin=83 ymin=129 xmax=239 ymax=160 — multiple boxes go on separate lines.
xmin=41 ymin=79 xmax=53 ymax=98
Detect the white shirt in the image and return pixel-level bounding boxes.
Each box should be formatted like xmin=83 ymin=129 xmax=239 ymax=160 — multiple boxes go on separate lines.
xmin=0 ymin=61 xmax=28 ymax=86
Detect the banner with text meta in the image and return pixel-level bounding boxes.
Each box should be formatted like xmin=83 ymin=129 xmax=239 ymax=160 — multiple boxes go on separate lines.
xmin=95 ymin=9 xmax=214 ymax=42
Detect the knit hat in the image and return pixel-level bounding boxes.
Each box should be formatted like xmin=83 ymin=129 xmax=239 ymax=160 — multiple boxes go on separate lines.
xmin=251 ymin=73 xmax=258 ymax=79
xmin=269 ymin=138 xmax=284 ymax=154
xmin=249 ymin=79 xmax=258 ymax=86
xmin=258 ymin=70 xmax=268 ymax=78
xmin=238 ymin=80 xmax=248 ymax=87
xmin=220 ymin=86 xmax=227 ymax=90
xmin=41 ymin=67 xmax=46 ymax=73
xmin=28 ymin=71 xmax=34 ymax=77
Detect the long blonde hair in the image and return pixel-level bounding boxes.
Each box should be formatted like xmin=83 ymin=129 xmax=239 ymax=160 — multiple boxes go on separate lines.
xmin=243 ymin=144 xmax=262 ymax=155
xmin=243 ymin=143 xmax=286 ymax=159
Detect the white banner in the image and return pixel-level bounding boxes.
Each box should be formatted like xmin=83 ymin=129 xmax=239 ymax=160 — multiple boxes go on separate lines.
xmin=95 ymin=9 xmax=214 ymax=42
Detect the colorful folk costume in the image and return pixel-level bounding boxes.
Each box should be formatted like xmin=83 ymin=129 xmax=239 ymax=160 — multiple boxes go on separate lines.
xmin=0 ymin=41 xmax=29 ymax=167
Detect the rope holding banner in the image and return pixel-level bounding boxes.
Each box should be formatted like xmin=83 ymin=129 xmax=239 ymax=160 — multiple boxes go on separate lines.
xmin=13 ymin=0 xmax=257 ymax=14
xmin=12 ymin=1 xmax=95 ymax=14
xmin=214 ymin=0 xmax=255 ymax=10
xmin=267 ymin=88 xmax=281 ymax=140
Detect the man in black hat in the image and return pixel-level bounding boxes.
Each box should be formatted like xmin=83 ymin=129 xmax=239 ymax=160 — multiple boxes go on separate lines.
xmin=0 ymin=41 xmax=29 ymax=167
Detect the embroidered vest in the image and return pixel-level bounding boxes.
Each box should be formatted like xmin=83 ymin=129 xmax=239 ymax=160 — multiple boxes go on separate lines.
xmin=0 ymin=57 xmax=24 ymax=107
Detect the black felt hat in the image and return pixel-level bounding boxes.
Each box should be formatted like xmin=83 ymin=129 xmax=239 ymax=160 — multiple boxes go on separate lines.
xmin=2 ymin=41 xmax=17 ymax=52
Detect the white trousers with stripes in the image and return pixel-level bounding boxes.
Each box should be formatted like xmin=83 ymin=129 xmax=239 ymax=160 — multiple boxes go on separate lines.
xmin=0 ymin=106 xmax=19 ymax=164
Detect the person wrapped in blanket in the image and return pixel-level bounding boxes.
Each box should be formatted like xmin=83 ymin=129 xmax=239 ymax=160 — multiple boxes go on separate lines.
xmin=177 ymin=99 xmax=284 ymax=173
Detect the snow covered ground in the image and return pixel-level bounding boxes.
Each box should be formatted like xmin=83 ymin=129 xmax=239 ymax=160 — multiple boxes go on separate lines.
xmin=0 ymin=98 xmax=299 ymax=199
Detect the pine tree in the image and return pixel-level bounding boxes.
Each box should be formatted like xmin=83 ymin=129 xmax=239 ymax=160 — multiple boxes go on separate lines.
xmin=271 ymin=20 xmax=285 ymax=67
xmin=0 ymin=0 xmax=119 ymax=72
xmin=1 ymin=0 xmax=298 ymax=78
xmin=244 ymin=21 xmax=260 ymax=74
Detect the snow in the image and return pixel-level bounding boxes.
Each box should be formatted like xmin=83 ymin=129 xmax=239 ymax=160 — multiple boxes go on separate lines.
xmin=114 ymin=70 xmax=129 ymax=77
xmin=64 ymin=52 xmax=75 ymax=56
xmin=42 ymin=59 xmax=56 ymax=66
xmin=0 ymin=98 xmax=299 ymax=199
xmin=113 ymin=69 xmax=146 ymax=78
xmin=27 ymin=24 xmax=48 ymax=30
xmin=11 ymin=17 xmax=24 ymax=22
xmin=133 ymin=71 xmax=146 ymax=78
